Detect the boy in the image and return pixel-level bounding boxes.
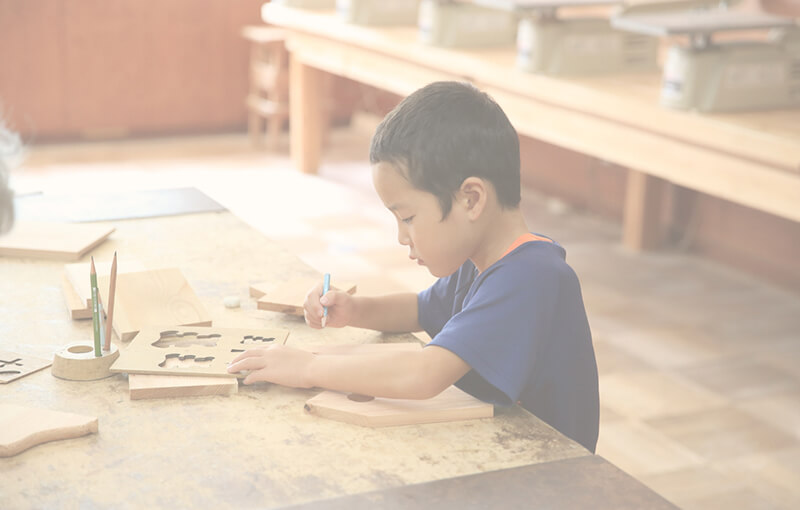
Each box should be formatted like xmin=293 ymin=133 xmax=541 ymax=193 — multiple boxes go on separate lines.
xmin=228 ymin=81 xmax=599 ymax=452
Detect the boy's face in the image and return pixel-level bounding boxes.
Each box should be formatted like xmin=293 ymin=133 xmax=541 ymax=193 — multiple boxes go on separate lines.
xmin=372 ymin=162 xmax=472 ymax=278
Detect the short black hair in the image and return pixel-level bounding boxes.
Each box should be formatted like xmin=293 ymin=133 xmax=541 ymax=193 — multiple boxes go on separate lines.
xmin=369 ymin=81 xmax=520 ymax=218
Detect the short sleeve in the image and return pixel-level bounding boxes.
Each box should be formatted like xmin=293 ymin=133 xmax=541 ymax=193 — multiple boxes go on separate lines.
xmin=427 ymin=258 xmax=560 ymax=406
xmin=417 ymin=263 xmax=473 ymax=338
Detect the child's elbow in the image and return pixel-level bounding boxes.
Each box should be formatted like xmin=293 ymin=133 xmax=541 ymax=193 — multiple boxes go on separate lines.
xmin=404 ymin=374 xmax=451 ymax=400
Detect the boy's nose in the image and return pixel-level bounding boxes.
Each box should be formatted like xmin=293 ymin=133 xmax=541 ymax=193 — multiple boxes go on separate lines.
xmin=397 ymin=226 xmax=410 ymax=246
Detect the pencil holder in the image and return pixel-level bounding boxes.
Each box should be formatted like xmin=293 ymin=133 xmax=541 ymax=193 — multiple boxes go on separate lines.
xmin=51 ymin=342 xmax=120 ymax=381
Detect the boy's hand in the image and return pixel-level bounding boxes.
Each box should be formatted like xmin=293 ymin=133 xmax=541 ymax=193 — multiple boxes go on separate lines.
xmin=227 ymin=346 xmax=315 ymax=387
xmin=303 ymin=282 xmax=354 ymax=329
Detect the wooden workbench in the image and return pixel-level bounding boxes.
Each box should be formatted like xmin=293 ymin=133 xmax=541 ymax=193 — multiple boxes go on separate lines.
xmin=0 ymin=211 xmax=592 ymax=508
xmin=262 ymin=4 xmax=800 ymax=251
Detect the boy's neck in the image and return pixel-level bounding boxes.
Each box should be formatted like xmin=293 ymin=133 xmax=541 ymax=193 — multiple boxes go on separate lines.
xmin=470 ymin=208 xmax=530 ymax=273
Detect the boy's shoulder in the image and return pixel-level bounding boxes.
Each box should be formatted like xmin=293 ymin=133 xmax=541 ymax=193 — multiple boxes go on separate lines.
xmin=469 ymin=237 xmax=582 ymax=303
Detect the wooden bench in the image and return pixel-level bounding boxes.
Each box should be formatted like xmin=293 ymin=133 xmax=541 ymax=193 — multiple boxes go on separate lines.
xmin=241 ymin=25 xmax=290 ymax=150
xmin=261 ymin=4 xmax=800 ymax=251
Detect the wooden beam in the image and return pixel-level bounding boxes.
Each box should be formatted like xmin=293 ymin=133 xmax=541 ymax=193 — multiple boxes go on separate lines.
xmin=289 ymin=53 xmax=325 ymax=174
xmin=624 ymin=169 xmax=665 ymax=251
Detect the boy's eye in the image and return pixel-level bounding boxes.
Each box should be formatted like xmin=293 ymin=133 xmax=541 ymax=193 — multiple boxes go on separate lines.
xmin=401 ymin=215 xmax=415 ymax=224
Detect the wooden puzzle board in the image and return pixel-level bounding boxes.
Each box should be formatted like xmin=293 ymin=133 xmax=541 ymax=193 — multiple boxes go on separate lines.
xmin=250 ymin=276 xmax=357 ymax=316
xmin=0 ymin=351 xmax=52 ymax=384
xmin=128 ymin=374 xmax=238 ymax=400
xmin=110 ymin=326 xmax=290 ymax=377
xmin=62 ymin=258 xmax=146 ymax=320
xmin=0 ymin=221 xmax=114 ymax=261
xmin=0 ymin=404 xmax=98 ymax=457
xmin=98 ymin=268 xmax=212 ymax=342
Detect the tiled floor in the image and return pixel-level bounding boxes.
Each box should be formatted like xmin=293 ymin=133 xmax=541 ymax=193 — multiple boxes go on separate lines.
xmin=11 ymin=115 xmax=800 ymax=509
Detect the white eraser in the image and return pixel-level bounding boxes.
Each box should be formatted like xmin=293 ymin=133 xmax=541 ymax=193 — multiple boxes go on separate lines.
xmin=223 ymin=295 xmax=241 ymax=309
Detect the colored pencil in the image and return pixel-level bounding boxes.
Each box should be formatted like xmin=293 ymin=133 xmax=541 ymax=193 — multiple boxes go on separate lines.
xmin=104 ymin=251 xmax=117 ymax=351
xmin=90 ymin=257 xmax=101 ymax=357
xmin=322 ymin=273 xmax=330 ymax=328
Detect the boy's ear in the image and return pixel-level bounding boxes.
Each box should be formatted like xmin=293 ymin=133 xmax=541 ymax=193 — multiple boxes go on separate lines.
xmin=458 ymin=177 xmax=488 ymax=220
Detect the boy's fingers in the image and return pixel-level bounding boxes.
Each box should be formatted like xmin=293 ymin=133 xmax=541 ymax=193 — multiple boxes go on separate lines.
xmin=229 ymin=349 xmax=262 ymax=364
xmin=304 ymin=309 xmax=322 ymax=329
xmin=227 ymin=354 xmax=268 ymax=373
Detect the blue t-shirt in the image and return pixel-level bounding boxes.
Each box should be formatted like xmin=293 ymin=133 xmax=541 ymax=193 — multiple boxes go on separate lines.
xmin=418 ymin=236 xmax=599 ymax=452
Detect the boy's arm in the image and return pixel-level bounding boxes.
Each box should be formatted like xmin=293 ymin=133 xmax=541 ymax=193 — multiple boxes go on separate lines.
xmin=306 ymin=287 xmax=422 ymax=333
xmin=227 ymin=345 xmax=471 ymax=400
xmin=350 ymin=293 xmax=422 ymax=332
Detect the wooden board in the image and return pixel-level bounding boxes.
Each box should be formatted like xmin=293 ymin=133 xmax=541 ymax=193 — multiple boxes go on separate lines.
xmin=0 ymin=221 xmax=114 ymax=261
xmin=251 ymin=276 xmax=357 ymax=316
xmin=128 ymin=374 xmax=238 ymax=400
xmin=0 ymin=404 xmax=98 ymax=457
xmin=0 ymin=351 xmax=52 ymax=384
xmin=305 ymin=385 xmax=494 ymax=428
xmin=110 ymin=325 xmax=290 ymax=377
xmin=97 ymin=268 xmax=212 ymax=342
xmin=62 ymin=258 xmax=146 ymax=320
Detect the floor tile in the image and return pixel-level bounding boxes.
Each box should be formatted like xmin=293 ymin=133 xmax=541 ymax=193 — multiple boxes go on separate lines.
xmin=595 ymin=420 xmax=703 ymax=477
xmin=646 ymin=407 xmax=796 ymax=461
xmin=719 ymin=447 xmax=800 ymax=510
xmin=680 ymin=358 xmax=800 ymax=401
xmin=600 ymin=369 xmax=726 ymax=420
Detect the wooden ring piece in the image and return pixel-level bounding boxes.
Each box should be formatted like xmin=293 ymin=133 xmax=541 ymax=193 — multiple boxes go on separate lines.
xmin=51 ymin=343 xmax=120 ymax=381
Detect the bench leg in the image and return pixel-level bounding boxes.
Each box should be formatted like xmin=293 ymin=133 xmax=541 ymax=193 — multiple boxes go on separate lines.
xmin=289 ymin=55 xmax=325 ymax=174
xmin=624 ymin=169 xmax=666 ymax=251
xmin=248 ymin=111 xmax=263 ymax=148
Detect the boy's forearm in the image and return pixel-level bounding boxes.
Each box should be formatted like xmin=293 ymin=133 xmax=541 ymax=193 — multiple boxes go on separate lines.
xmin=349 ymin=292 xmax=421 ymax=333
xmin=306 ymin=349 xmax=457 ymax=400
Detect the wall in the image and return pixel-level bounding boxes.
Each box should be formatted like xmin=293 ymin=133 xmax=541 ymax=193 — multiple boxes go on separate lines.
xmin=0 ymin=0 xmax=265 ymax=141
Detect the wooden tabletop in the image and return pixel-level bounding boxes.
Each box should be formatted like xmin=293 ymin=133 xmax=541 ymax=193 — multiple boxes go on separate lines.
xmin=0 ymin=212 xmax=589 ymax=509
xmin=284 ymin=455 xmax=680 ymax=509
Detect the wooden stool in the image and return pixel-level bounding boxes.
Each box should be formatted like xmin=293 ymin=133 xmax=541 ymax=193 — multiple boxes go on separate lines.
xmin=241 ymin=26 xmax=289 ymax=150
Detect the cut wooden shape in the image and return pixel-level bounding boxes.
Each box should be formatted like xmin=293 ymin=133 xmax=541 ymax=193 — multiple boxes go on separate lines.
xmin=0 ymin=221 xmax=114 ymax=261
xmin=251 ymin=276 xmax=356 ymax=316
xmin=128 ymin=374 xmax=238 ymax=400
xmin=110 ymin=326 xmax=290 ymax=377
xmin=305 ymin=385 xmax=494 ymax=428
xmin=62 ymin=258 xmax=146 ymax=320
xmin=97 ymin=268 xmax=212 ymax=342
xmin=0 ymin=351 xmax=52 ymax=384
xmin=0 ymin=404 xmax=98 ymax=457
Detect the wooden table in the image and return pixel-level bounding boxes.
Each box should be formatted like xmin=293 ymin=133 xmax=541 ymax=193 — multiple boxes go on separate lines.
xmin=285 ymin=455 xmax=679 ymax=510
xmin=0 ymin=212 xmax=591 ymax=508
xmin=262 ymin=4 xmax=800 ymax=251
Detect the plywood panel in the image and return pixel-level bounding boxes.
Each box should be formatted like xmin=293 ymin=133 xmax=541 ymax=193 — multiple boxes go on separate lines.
xmin=97 ymin=268 xmax=211 ymax=342
xmin=110 ymin=326 xmax=290 ymax=377
xmin=0 ymin=351 xmax=52 ymax=384
xmin=128 ymin=374 xmax=238 ymax=400
xmin=0 ymin=221 xmax=114 ymax=261
xmin=63 ymin=258 xmax=145 ymax=320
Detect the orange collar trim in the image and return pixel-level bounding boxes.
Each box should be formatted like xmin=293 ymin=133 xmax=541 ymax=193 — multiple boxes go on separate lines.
xmin=500 ymin=232 xmax=553 ymax=259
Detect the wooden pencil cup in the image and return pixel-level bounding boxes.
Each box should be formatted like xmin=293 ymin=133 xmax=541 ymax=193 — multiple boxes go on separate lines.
xmin=51 ymin=343 xmax=120 ymax=381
